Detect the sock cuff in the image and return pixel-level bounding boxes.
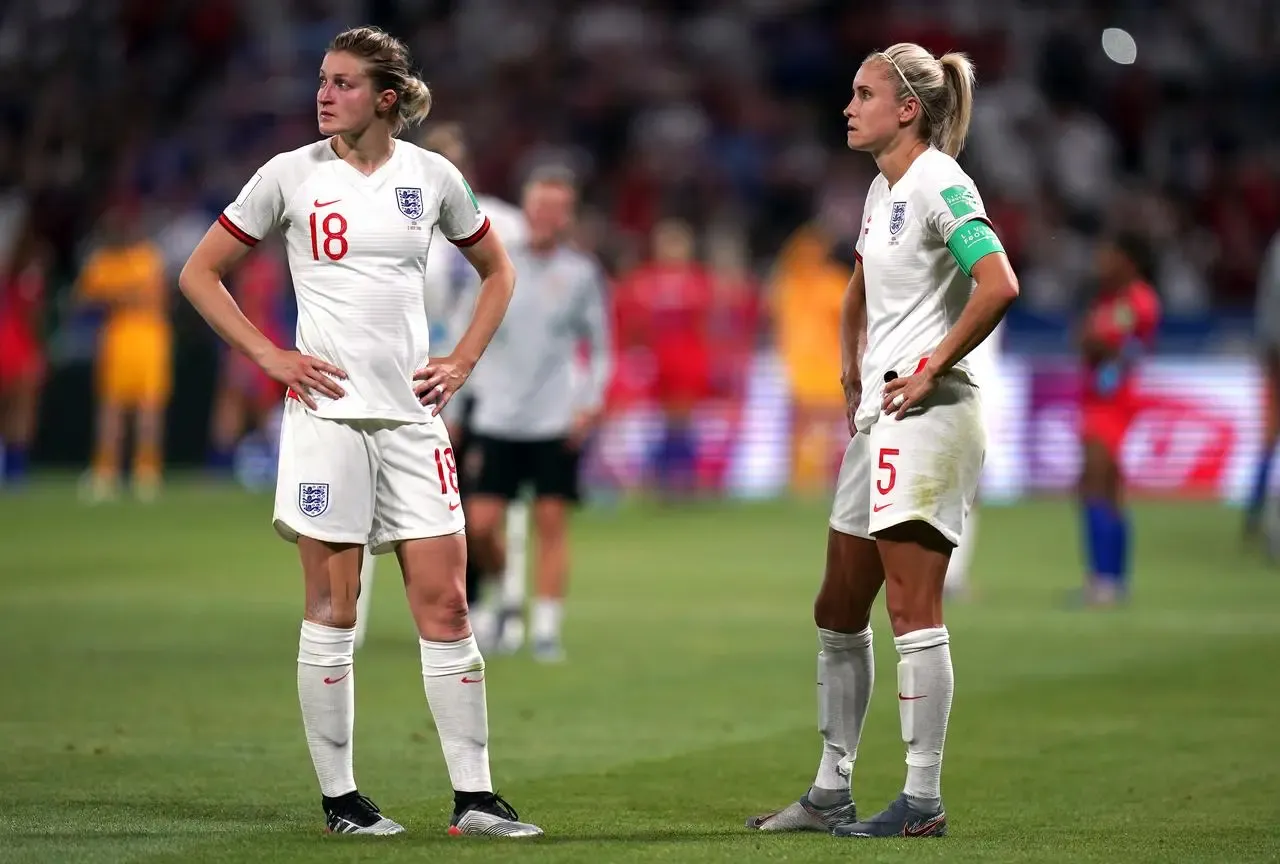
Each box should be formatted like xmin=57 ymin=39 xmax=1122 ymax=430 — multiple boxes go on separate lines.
xmin=893 ymin=626 xmax=949 ymax=655
xmin=420 ymin=634 xmax=486 ymax=677
xmin=818 ymin=626 xmax=872 ymax=651
xmin=298 ymin=620 xmax=355 ymax=667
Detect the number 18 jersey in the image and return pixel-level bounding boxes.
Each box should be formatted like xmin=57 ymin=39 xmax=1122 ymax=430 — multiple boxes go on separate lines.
xmin=220 ymin=138 xmax=490 ymax=423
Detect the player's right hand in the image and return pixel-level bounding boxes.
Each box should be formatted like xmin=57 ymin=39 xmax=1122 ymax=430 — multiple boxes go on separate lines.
xmin=259 ymin=348 xmax=347 ymax=410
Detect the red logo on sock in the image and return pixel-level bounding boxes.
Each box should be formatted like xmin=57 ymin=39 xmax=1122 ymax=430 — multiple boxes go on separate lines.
xmin=897 ymin=693 xmax=927 ymax=701
xmin=323 ymin=669 xmax=351 ymax=685
xmin=460 ymin=675 xmax=484 ymax=684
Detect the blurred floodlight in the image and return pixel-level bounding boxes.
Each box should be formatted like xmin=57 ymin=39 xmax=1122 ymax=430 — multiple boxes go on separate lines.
xmin=1101 ymin=28 xmax=1137 ymax=65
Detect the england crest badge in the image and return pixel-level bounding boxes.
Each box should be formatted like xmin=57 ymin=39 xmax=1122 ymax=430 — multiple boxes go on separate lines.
xmin=889 ymin=201 xmax=908 ymax=235
xmin=396 ymin=187 xmax=424 ymax=220
xmin=299 ymin=483 xmax=330 ymax=517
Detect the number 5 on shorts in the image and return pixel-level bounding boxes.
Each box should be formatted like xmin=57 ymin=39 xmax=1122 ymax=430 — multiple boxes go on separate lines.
xmin=877 ymin=447 xmax=899 ymax=495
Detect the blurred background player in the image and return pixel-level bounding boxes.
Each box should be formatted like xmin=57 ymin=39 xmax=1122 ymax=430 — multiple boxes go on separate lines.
xmin=613 ymin=219 xmax=712 ymax=498
xmin=0 ymin=224 xmax=49 ymax=486
xmin=73 ymin=201 xmax=171 ymax=502
xmin=944 ymin=317 xmax=1004 ymax=598
xmin=464 ymin=165 xmax=612 ymax=662
xmin=1077 ymin=232 xmax=1161 ymax=606
xmin=205 ymin=239 xmax=288 ymax=477
xmin=1245 ymin=227 xmax=1280 ymax=545
xmin=179 ymin=26 xmax=540 ymax=837
xmin=354 ymin=122 xmax=528 ymax=650
xmin=749 ymin=42 xmax=1018 ymax=839
xmin=771 ymin=191 xmax=857 ymax=495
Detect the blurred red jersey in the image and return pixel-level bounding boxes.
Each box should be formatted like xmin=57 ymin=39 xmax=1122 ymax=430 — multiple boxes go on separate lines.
xmin=615 ymin=262 xmax=714 ymax=406
xmin=0 ymin=265 xmax=46 ymax=385
xmin=223 ymin=253 xmax=286 ymax=406
xmin=1081 ymin=279 xmax=1160 ymax=452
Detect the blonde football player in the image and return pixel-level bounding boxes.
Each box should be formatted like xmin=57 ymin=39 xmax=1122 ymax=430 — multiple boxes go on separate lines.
xmin=747 ymin=42 xmax=1018 ymax=838
xmin=179 ymin=26 xmax=541 ymax=838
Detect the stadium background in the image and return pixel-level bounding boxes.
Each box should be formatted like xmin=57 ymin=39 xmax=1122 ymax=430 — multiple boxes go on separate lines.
xmin=1 ymin=0 xmax=1274 ymax=502
xmin=3 ymin=3 xmax=1280 ymax=862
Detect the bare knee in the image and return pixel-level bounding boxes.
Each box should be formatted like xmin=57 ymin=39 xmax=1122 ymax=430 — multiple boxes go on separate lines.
xmin=299 ymin=538 xmax=362 ymax=628
xmin=813 ymin=529 xmax=884 ymax=633
xmin=877 ymin=522 xmax=949 ymax=636
xmin=398 ymin=535 xmax=471 ymax=641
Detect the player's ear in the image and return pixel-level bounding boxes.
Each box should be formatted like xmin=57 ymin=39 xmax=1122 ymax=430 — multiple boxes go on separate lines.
xmin=377 ymin=88 xmax=397 ymax=115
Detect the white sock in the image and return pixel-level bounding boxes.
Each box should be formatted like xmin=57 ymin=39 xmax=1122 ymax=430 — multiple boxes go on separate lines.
xmin=531 ymin=597 xmax=562 ymax=643
xmin=501 ymin=500 xmax=529 ymax=611
xmin=894 ymin=627 xmax=954 ymax=803
xmin=420 ymin=635 xmax=492 ymax=792
xmin=812 ymin=627 xmax=874 ymax=800
xmin=354 ymin=547 xmax=376 ymax=648
xmin=297 ymin=620 xmax=357 ymax=797
xmin=946 ymin=509 xmax=977 ymax=589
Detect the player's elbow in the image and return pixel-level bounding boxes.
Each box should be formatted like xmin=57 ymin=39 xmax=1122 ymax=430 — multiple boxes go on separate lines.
xmin=975 ymin=256 xmax=1019 ymax=309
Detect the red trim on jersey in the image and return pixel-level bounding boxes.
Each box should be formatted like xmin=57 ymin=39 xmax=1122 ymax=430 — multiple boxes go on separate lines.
xmin=450 ymin=216 xmax=491 ymax=248
xmin=914 ymin=356 xmax=929 ymax=375
xmin=218 ymin=213 xmax=260 ymax=247
xmin=854 ymin=249 xmax=863 ymax=263
xmin=285 ymin=387 xmax=301 ymax=402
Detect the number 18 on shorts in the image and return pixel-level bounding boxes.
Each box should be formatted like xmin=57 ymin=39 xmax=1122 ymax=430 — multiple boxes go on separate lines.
xmin=273 ymin=399 xmax=465 ymax=554
xmin=829 ymin=377 xmax=986 ymax=545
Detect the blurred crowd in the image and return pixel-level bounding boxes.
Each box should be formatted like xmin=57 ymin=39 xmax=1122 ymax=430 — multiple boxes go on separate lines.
xmin=0 ymin=0 xmax=1278 ymax=487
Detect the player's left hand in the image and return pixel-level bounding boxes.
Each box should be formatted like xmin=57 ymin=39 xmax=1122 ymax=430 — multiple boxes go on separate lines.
xmin=882 ymin=367 xmax=937 ymax=420
xmin=413 ymin=355 xmax=472 ymax=416
xmin=567 ymin=409 xmax=601 ymax=450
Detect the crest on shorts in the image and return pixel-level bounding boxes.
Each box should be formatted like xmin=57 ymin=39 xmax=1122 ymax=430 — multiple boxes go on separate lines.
xmin=889 ymin=201 xmax=908 ymax=235
xmin=396 ymin=187 xmax=424 ymax=220
xmin=298 ymin=483 xmax=329 ymax=517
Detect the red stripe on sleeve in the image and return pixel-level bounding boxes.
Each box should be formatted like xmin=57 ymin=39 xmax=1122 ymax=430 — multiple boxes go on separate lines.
xmin=854 ymin=249 xmax=863 ymax=263
xmin=450 ymin=216 xmax=491 ymax=248
xmin=218 ymin=213 xmax=260 ymax=247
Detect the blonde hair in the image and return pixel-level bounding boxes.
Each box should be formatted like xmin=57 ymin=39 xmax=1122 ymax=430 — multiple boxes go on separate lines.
xmin=329 ymin=26 xmax=432 ymax=134
xmin=869 ymin=43 xmax=975 ymax=157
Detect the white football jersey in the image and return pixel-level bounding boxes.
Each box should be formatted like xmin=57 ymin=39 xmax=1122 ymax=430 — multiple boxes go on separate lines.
xmin=423 ymin=193 xmax=526 ymax=356
xmin=220 ymin=139 xmax=489 ymax=423
xmin=854 ymin=147 xmax=993 ymax=431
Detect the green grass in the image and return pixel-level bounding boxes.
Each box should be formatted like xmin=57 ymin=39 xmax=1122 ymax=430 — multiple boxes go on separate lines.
xmin=2 ymin=483 xmax=1278 ymax=863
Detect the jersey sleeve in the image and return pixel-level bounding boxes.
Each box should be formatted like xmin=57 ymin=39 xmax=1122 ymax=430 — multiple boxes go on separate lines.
xmin=439 ymin=162 xmax=490 ymax=248
xmin=573 ymin=261 xmax=614 ymax=414
xmin=219 ymin=157 xmax=286 ymax=247
xmin=917 ymin=170 xmax=1005 ymax=276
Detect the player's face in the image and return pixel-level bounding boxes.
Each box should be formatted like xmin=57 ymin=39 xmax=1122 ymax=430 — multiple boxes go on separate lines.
xmin=523 ymin=182 xmax=576 ymax=246
xmin=317 ymin=52 xmax=394 ymax=136
xmin=844 ymin=62 xmax=910 ymax=152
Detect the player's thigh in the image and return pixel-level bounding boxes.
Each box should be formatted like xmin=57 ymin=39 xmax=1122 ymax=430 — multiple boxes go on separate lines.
xmin=815 ymin=527 xmax=885 ymax=632
xmin=395 ymin=531 xmax=469 ymax=636
xmin=829 ymin=430 xmax=872 ymax=539
xmin=273 ymin=399 xmax=375 ymax=546
xmin=298 ymin=537 xmax=364 ymax=627
xmin=368 ymin=420 xmax=465 ymax=556
xmin=868 ymin=377 xmax=985 ymax=547
xmin=530 ymin=437 xmax=581 ymax=506
xmin=876 ymin=521 xmax=950 ymax=636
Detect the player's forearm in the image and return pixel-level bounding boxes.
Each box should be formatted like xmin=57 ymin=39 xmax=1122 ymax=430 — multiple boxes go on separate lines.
xmin=925 ymin=273 xmax=1018 ymax=378
xmin=840 ymin=276 xmax=867 ymax=383
xmin=449 ymin=264 xmax=516 ymax=371
xmin=178 ymin=266 xmax=277 ymax=364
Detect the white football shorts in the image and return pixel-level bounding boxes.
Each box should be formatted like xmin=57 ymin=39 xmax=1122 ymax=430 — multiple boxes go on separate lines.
xmin=273 ymin=399 xmax=465 ymax=554
xmin=829 ymin=373 xmax=986 ymax=546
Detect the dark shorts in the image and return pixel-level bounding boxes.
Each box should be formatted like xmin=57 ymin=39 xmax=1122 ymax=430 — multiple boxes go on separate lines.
xmin=465 ymin=434 xmax=581 ymax=503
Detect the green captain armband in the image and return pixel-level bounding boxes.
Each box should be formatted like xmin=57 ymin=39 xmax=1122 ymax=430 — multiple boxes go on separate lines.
xmin=946 ymin=220 xmax=1004 ymax=276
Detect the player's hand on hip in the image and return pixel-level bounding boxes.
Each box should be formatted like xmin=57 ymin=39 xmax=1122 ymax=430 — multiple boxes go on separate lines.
xmin=414 ymin=355 xmax=470 ymax=416
xmin=882 ymin=367 xmax=936 ymax=420
xmin=260 ymin=348 xmax=347 ymax=410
